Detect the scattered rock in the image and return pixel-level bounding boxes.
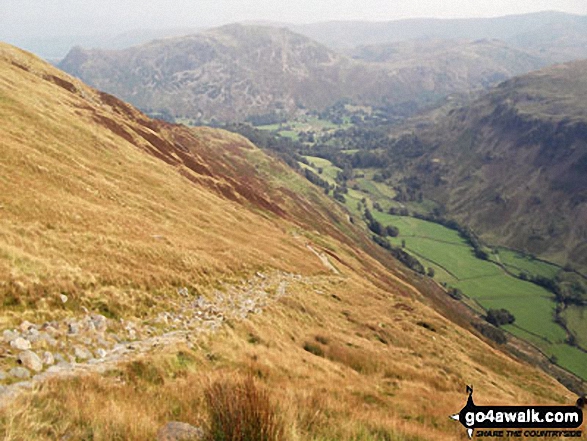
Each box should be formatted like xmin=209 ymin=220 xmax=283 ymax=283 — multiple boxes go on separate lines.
xmin=11 ymin=337 xmax=31 ymax=351
xmin=9 ymin=367 xmax=31 ymax=379
xmin=3 ymin=330 xmax=19 ymax=343
xmin=60 ymin=294 xmax=68 ymax=303
xmin=0 ymin=371 xmax=6 ymax=381
xmin=84 ymin=320 xmax=96 ymax=332
xmin=177 ymin=287 xmax=189 ymax=297
xmin=18 ymin=350 xmax=43 ymax=372
xmin=156 ymin=422 xmax=204 ymax=441
xmin=39 ymin=332 xmax=58 ymax=347
xmin=27 ymin=329 xmax=41 ymax=343
xmin=95 ymin=348 xmax=107 ymax=359
xmin=68 ymin=322 xmax=80 ymax=335
xmin=42 ymin=351 xmax=55 ymax=365
xmin=19 ymin=321 xmax=34 ymax=333
xmin=45 ymin=365 xmax=62 ymax=374
xmin=74 ymin=346 xmax=92 ymax=360
xmin=91 ymin=314 xmax=108 ymax=332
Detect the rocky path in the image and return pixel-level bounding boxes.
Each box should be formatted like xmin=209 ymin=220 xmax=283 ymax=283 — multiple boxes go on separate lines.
xmin=0 ymin=271 xmax=300 ymax=407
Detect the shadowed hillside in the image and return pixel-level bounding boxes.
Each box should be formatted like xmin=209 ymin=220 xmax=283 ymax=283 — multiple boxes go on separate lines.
xmin=408 ymin=59 xmax=587 ymax=271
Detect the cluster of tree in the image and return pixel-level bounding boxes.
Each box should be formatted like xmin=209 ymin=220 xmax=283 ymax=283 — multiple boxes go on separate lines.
xmin=461 ymin=230 xmax=490 ymax=260
xmin=246 ymin=112 xmax=287 ymax=126
xmin=473 ymin=322 xmax=507 ymax=345
xmin=364 ymin=209 xmax=399 ymax=237
xmin=315 ymin=101 xmax=398 ymax=128
xmin=485 ymin=308 xmax=516 ymax=327
xmin=393 ymin=186 xmax=423 ymax=203
xmin=372 ymin=235 xmax=425 ymax=274
xmin=303 ymin=168 xmax=330 ymax=194
xmin=388 ymin=206 xmax=410 ymax=216
xmin=142 ymin=107 xmax=176 ymax=123
xmin=521 ymin=272 xmax=586 ymax=306
xmin=447 ymin=287 xmax=463 ymax=300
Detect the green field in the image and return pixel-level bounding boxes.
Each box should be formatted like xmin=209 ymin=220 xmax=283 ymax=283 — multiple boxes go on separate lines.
xmin=562 ymin=305 xmax=587 ymax=349
xmin=302 ymin=156 xmax=341 ymax=183
xmin=297 ymin=156 xmax=587 ymax=379
xmin=495 ymin=248 xmax=560 ymax=279
xmin=354 ymin=210 xmax=586 ymax=379
xmin=257 ymin=115 xmax=349 ymax=141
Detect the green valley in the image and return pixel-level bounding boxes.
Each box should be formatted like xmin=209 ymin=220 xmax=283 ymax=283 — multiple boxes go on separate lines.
xmin=297 ymin=154 xmax=587 ymax=381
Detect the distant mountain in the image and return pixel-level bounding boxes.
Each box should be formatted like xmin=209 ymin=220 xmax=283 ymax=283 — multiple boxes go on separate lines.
xmin=347 ymin=38 xmax=545 ymax=88
xmin=409 ymin=60 xmax=587 ymax=270
xmin=290 ymin=11 xmax=587 ymax=63
xmin=60 ymin=24 xmax=550 ymax=122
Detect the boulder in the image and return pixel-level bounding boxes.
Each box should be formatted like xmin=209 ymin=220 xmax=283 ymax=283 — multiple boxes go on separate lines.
xmin=74 ymin=346 xmax=92 ymax=360
xmin=68 ymin=322 xmax=80 ymax=335
xmin=156 ymin=422 xmax=204 ymax=441
xmin=19 ymin=321 xmax=35 ymax=332
xmin=42 ymin=351 xmax=55 ymax=365
xmin=2 ymin=329 xmax=19 ymax=343
xmin=11 ymin=337 xmax=31 ymax=351
xmin=18 ymin=350 xmax=43 ymax=372
xmin=9 ymin=367 xmax=31 ymax=379
xmin=91 ymin=314 xmax=108 ymax=332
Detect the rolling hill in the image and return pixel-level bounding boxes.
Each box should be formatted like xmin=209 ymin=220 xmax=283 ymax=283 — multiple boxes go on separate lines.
xmin=59 ymin=24 xmax=552 ymax=123
xmin=0 ymin=43 xmax=582 ymax=439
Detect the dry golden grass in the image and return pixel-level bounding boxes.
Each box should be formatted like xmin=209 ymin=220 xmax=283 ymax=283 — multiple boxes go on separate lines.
xmin=0 ymin=43 xmax=582 ymax=440
xmin=1 ymin=272 xmax=581 ymax=440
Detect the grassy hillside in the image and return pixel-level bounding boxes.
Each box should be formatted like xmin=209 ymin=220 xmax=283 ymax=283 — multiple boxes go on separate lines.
xmin=410 ymin=59 xmax=587 ymax=273
xmin=0 ymin=43 xmax=582 ymax=440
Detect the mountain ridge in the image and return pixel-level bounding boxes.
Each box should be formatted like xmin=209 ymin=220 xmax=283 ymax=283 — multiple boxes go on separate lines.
xmin=59 ymin=23 xmax=557 ymax=122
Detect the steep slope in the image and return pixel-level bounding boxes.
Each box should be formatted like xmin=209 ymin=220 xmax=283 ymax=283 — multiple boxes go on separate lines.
xmin=0 ymin=44 xmax=581 ymax=439
xmin=410 ymin=60 xmax=587 ymax=271
xmin=59 ymin=24 xmax=551 ymax=123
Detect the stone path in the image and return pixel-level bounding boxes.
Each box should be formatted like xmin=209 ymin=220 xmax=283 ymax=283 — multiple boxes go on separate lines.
xmin=0 ymin=271 xmax=299 ymax=407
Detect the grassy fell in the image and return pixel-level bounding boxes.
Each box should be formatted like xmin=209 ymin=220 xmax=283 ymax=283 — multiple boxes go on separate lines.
xmin=0 ymin=43 xmax=582 ymax=440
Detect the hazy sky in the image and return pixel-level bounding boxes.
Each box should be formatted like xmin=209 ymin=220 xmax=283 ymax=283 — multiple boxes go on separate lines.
xmin=1 ymin=0 xmax=586 ymax=39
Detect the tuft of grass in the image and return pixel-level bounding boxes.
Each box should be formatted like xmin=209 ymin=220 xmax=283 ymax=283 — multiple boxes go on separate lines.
xmin=204 ymin=375 xmax=286 ymax=441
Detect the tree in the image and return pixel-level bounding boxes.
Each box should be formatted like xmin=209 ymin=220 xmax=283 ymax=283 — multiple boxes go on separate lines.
xmin=427 ymin=267 xmax=435 ymax=278
xmin=486 ymin=309 xmax=515 ymax=327
xmin=385 ymin=225 xmax=399 ymax=237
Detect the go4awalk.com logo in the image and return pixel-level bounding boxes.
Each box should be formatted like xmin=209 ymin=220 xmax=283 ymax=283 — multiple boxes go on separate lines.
xmin=450 ymin=386 xmax=584 ymax=438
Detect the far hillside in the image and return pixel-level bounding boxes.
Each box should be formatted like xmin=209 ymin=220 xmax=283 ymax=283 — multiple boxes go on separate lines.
xmin=60 ymin=24 xmax=554 ymax=123
xmin=290 ymin=11 xmax=587 ymax=63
